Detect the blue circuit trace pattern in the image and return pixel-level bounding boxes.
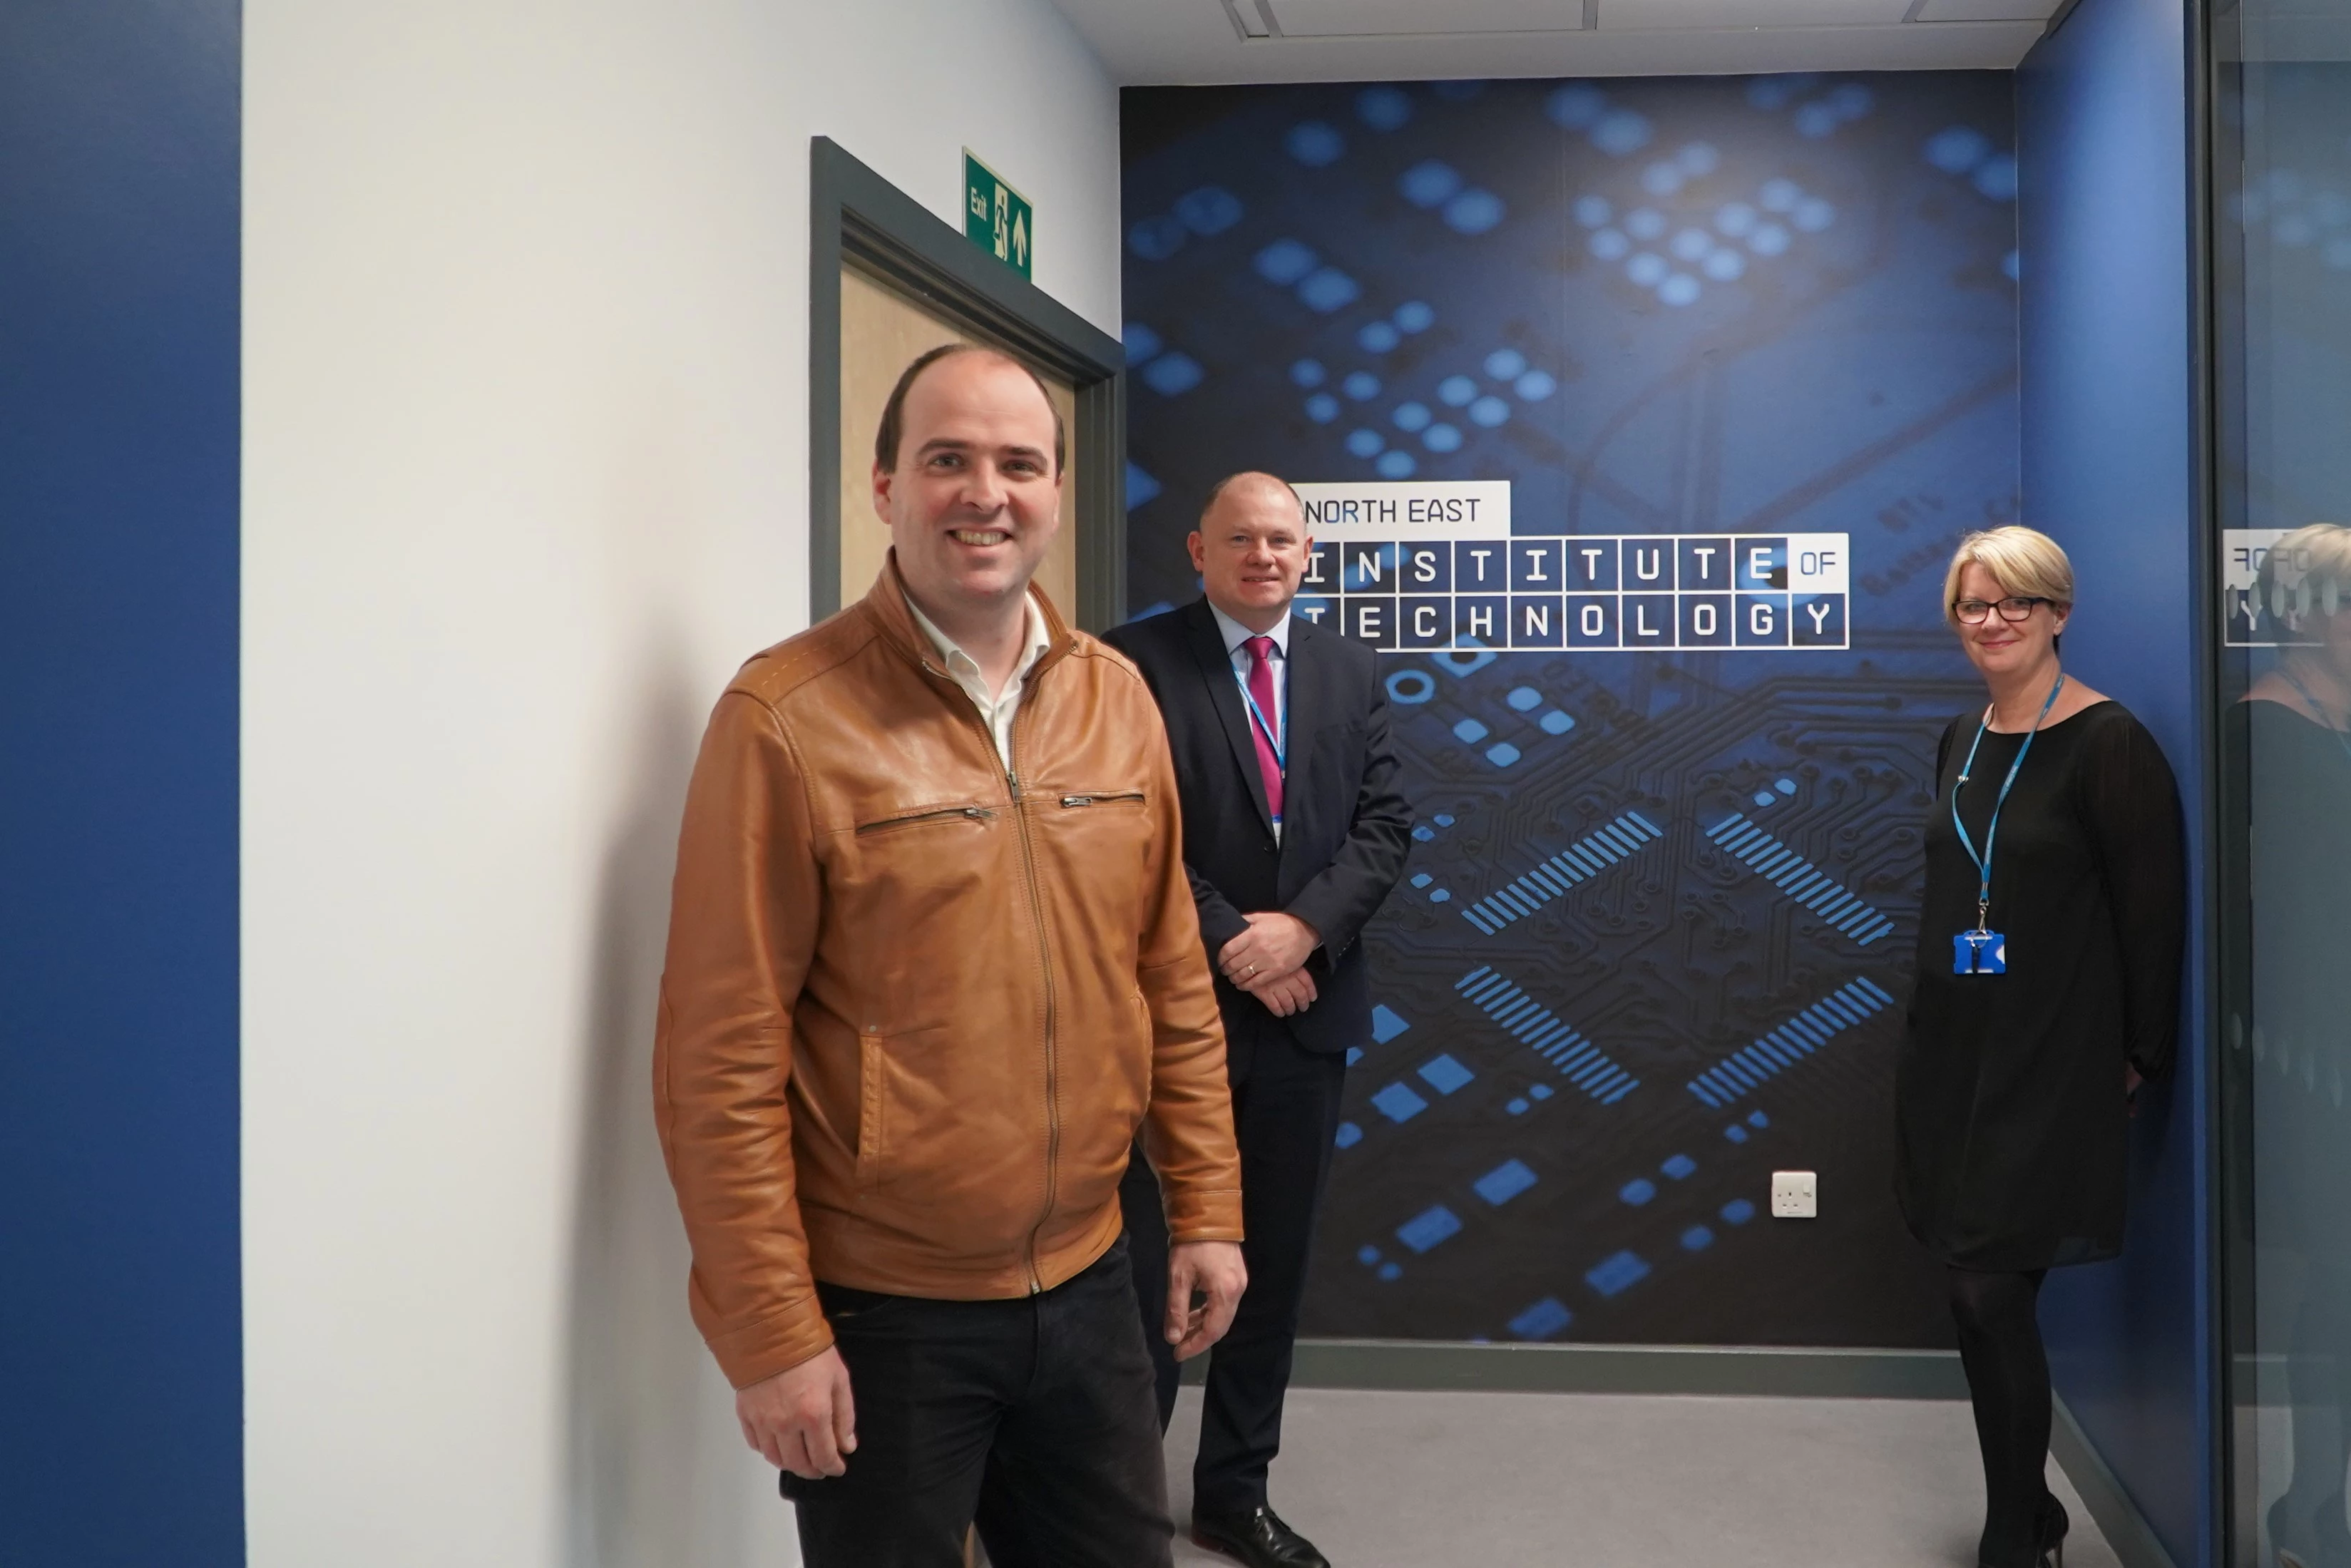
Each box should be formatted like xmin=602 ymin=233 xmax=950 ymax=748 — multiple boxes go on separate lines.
xmin=1122 ymin=71 xmax=2017 ymax=1347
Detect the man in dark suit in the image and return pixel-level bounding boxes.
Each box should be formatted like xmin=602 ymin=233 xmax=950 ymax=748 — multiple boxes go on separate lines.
xmin=1108 ymin=473 xmax=1412 ymax=1568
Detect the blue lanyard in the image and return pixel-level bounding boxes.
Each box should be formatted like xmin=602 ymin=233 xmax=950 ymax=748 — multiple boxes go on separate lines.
xmin=1233 ymin=659 xmax=1286 ymax=775
xmin=1950 ymin=672 xmax=2065 ymax=933
xmin=2279 ymin=664 xmax=2351 ymax=766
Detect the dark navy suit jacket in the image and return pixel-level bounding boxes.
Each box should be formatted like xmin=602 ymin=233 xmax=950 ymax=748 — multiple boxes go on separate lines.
xmin=1103 ymin=598 xmax=1413 ymax=1057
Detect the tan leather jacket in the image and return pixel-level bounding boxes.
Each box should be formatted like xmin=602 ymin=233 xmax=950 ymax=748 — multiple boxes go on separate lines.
xmin=655 ymin=559 xmax=1243 ymax=1389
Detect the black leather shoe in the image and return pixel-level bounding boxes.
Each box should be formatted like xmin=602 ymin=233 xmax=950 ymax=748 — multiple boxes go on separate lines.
xmin=1191 ymin=1505 xmax=1331 ymax=1568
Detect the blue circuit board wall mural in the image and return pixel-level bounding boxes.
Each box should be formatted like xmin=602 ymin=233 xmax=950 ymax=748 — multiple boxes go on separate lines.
xmin=1121 ymin=73 xmax=2019 ymax=1348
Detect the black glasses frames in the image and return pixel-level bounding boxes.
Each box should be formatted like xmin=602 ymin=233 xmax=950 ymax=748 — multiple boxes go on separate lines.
xmin=1952 ymin=595 xmax=2056 ymax=625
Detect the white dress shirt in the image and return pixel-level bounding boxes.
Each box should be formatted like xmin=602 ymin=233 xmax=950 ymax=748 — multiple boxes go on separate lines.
xmin=1211 ymin=601 xmax=1291 ymax=839
xmin=905 ymin=591 xmax=1052 ymax=769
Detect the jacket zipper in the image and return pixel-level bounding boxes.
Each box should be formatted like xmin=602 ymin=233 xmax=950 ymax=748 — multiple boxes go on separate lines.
xmin=1057 ymin=791 xmax=1145 ymax=809
xmin=913 ymin=644 xmax=1069 ymax=1295
xmin=1008 ymin=712 xmax=1060 ymax=1296
xmin=854 ymin=804 xmax=995 ymax=834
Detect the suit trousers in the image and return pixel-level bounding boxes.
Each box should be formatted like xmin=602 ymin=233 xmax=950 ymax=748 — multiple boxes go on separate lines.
xmin=780 ymin=1239 xmax=1174 ymax=1568
xmin=1120 ymin=1020 xmax=1348 ymax=1517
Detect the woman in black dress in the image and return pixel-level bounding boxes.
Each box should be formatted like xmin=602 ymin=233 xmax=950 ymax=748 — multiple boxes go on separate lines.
xmin=1897 ymin=526 xmax=2186 ymax=1568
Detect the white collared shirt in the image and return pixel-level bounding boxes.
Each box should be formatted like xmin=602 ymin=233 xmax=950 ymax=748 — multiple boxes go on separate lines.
xmin=906 ymin=592 xmax=1053 ymax=769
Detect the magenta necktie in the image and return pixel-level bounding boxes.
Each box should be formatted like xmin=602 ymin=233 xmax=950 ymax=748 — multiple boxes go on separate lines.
xmin=1242 ymin=635 xmax=1284 ymax=821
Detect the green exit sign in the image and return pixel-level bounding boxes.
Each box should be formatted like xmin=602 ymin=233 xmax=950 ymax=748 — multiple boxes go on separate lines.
xmin=963 ymin=150 xmax=1033 ymax=281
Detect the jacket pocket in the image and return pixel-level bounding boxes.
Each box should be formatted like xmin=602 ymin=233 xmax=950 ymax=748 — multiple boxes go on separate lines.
xmin=851 ymin=1024 xmax=964 ymax=1199
xmin=856 ymin=1032 xmax=886 ymax=1193
xmin=854 ymin=803 xmax=996 ymax=836
xmin=1127 ymin=990 xmax=1154 ymax=1116
xmin=1057 ymin=791 xmax=1146 ymax=810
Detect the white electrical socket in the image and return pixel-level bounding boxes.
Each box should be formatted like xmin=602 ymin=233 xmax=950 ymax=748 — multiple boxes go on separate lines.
xmin=1771 ymin=1170 xmax=1818 ymax=1219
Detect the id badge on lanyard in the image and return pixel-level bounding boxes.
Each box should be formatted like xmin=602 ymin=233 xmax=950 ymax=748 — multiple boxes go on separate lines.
xmin=1950 ymin=673 xmax=2064 ymax=975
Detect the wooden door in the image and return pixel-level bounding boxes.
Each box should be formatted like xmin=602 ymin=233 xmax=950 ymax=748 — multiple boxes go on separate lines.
xmin=836 ymin=264 xmax=1080 ymax=620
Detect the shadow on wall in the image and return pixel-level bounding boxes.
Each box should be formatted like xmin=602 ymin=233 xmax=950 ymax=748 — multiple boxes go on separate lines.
xmin=558 ymin=642 xmax=792 ymax=1567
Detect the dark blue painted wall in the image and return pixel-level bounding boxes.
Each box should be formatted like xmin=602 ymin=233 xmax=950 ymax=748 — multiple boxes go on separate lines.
xmin=2017 ymin=0 xmax=2211 ymax=1562
xmin=0 ymin=3 xmax=244 ymax=1563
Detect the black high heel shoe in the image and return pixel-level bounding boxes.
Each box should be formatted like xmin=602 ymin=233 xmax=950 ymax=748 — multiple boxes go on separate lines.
xmin=2037 ymin=1494 xmax=2070 ymax=1568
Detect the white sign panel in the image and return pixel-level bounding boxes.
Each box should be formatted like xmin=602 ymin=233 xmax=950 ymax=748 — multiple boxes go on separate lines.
xmin=1285 ymin=481 xmax=1848 ymax=652
xmin=1294 ymin=481 xmax=1511 ymax=540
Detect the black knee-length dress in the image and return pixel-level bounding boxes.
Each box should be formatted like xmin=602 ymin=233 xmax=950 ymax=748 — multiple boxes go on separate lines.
xmin=1896 ymin=699 xmax=2187 ymax=1272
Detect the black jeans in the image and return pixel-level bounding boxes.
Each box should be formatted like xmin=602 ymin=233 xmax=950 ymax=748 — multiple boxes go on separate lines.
xmin=782 ymin=1240 xmax=1174 ymax=1568
xmin=1122 ymin=1023 xmax=1347 ymax=1518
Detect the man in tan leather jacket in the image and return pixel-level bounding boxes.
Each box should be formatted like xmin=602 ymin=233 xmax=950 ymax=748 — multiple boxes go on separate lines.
xmin=655 ymin=344 xmax=1246 ymax=1568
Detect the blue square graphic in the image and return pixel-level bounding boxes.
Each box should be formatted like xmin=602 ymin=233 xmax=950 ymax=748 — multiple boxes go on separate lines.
xmin=1512 ymin=595 xmax=1564 ymax=647
xmin=1345 ymin=598 xmax=1397 ymax=648
xmin=1454 ymin=595 xmax=1505 ymax=645
xmin=1679 ymin=538 xmax=1735 ymax=590
xmin=1679 ymin=593 xmax=1733 ymax=647
xmin=1453 ymin=540 xmax=1510 ymax=593
xmin=1736 ymin=537 xmax=1789 ymax=590
xmin=1397 ymin=1204 xmax=1464 ymax=1254
xmin=1623 ymin=593 xmax=1674 ymax=646
xmin=1563 ymin=538 xmax=1617 ymax=590
xmin=1622 ymin=538 xmax=1676 ymax=590
xmin=1341 ymin=541 xmax=1401 ymax=593
xmin=1587 ymin=1250 xmax=1652 ymax=1297
xmin=1370 ymin=1082 xmax=1428 ymax=1122
xmin=1567 ymin=594 xmax=1618 ymax=647
xmin=1511 ymin=539 xmax=1562 ymax=590
xmin=1418 ymin=1053 xmax=1475 ymax=1094
xmin=1509 ymin=1297 xmax=1574 ymax=1340
xmin=1474 ymin=1158 xmax=1538 ymax=1205
xmin=1736 ymin=593 xmax=1791 ymax=646
xmin=1371 ymin=1004 xmax=1411 ymax=1043
xmin=1400 ymin=543 xmax=1451 ymax=591
xmin=1400 ymin=596 xmax=1451 ymax=648
xmin=1791 ymin=592 xmax=1847 ymax=646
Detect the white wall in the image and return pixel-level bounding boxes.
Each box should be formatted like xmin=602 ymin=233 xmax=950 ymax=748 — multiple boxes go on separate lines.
xmin=240 ymin=4 xmax=1118 ymax=1563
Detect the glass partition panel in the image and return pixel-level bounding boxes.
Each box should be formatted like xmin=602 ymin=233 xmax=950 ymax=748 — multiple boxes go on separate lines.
xmin=2211 ymin=4 xmax=2351 ymax=1560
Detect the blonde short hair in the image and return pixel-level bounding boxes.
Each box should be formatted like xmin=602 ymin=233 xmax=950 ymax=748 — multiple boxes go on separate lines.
xmin=1942 ymin=526 xmax=2076 ymax=625
xmin=2254 ymin=521 xmax=2351 ymax=628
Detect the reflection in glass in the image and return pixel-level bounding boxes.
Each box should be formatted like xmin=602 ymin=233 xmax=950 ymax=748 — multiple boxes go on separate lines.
xmin=2211 ymin=6 xmax=2351 ymax=1556
xmin=2230 ymin=526 xmax=2351 ymax=1567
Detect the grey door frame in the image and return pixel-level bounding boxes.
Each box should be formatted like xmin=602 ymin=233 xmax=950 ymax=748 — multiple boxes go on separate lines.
xmin=808 ymin=135 xmax=1127 ymax=631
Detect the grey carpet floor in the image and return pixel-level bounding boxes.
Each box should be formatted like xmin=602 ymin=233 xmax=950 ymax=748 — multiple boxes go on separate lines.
xmin=1162 ymin=1387 xmax=2121 ymax=1567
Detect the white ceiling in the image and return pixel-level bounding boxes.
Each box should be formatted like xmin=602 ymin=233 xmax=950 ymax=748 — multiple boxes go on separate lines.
xmin=1049 ymin=0 xmax=2058 ymax=83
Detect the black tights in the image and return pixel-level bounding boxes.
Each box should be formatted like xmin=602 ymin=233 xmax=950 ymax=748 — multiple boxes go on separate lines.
xmin=1949 ymin=1266 xmax=2059 ymax=1567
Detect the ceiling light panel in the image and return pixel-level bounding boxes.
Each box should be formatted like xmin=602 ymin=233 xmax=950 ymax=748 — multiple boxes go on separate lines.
xmin=1600 ymin=0 xmax=1911 ymax=26
xmin=1912 ymin=0 xmax=2061 ymax=18
xmin=1266 ymin=0 xmax=1589 ymax=36
xmin=1219 ymin=0 xmax=1274 ymax=36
